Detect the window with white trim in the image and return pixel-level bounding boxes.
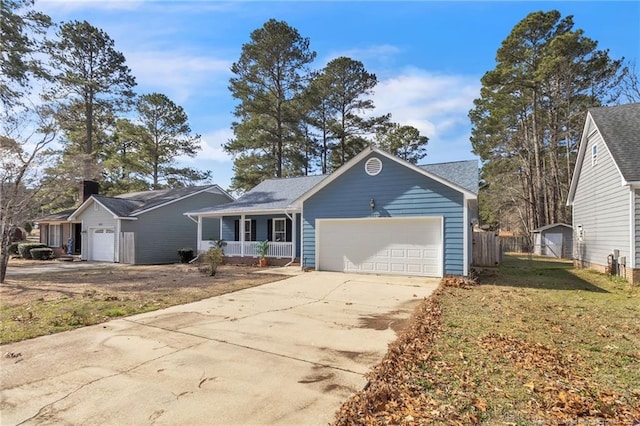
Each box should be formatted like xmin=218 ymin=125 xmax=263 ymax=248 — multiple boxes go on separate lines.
xmin=244 ymin=219 xmax=252 ymax=242
xmin=48 ymin=224 xmax=61 ymax=247
xmin=592 ymin=144 xmax=598 ymax=166
xmin=273 ymin=218 xmax=286 ymax=242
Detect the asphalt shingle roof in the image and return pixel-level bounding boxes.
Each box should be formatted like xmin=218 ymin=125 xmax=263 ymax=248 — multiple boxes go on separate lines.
xmin=420 ymin=160 xmax=479 ymax=194
xmin=589 ymin=103 xmax=640 ymax=182
xmin=94 ymin=185 xmax=218 ymax=217
xmin=189 ymin=175 xmax=327 ymax=215
xmin=36 ymin=208 xmax=76 ymax=222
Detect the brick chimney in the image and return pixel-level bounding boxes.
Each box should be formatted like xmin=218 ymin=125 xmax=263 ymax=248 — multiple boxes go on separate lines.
xmin=80 ymin=180 xmax=100 ymax=203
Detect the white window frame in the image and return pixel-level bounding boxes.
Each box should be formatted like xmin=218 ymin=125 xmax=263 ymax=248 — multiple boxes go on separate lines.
xmin=592 ymin=144 xmax=598 ymax=166
xmin=244 ymin=219 xmax=252 ymax=242
xmin=48 ymin=224 xmax=61 ymax=247
xmin=273 ymin=218 xmax=286 ymax=242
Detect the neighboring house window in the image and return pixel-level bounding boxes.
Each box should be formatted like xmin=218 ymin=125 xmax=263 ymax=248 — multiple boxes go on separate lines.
xmin=592 ymin=144 xmax=597 ymax=166
xmin=48 ymin=224 xmax=61 ymax=247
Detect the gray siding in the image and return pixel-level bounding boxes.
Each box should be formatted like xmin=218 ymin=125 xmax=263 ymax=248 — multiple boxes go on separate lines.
xmin=79 ymin=203 xmax=117 ymax=261
xmin=572 ymin=130 xmax=631 ymax=267
xmin=129 ymin=192 xmax=230 ymax=264
xmin=202 ymin=218 xmax=220 ymax=241
xmin=302 ymin=154 xmax=466 ymax=275
xmin=633 ymin=189 xmax=640 ymax=268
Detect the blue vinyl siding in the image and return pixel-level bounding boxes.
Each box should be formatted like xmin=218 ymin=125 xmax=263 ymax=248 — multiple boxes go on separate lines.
xmin=302 ymin=154 xmax=465 ymax=275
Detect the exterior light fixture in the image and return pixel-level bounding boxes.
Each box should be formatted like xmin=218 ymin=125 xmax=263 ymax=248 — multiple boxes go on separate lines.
xmin=370 ymin=198 xmax=375 ymax=211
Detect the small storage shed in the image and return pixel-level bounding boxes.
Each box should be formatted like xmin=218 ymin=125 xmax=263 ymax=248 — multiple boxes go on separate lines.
xmin=532 ymin=223 xmax=573 ymax=258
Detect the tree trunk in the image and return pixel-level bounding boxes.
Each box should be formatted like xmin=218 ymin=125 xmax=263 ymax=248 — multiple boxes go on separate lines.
xmin=85 ymin=92 xmax=94 ymax=180
xmin=0 ymin=228 xmax=10 ymax=284
xmin=531 ymin=90 xmax=546 ymax=229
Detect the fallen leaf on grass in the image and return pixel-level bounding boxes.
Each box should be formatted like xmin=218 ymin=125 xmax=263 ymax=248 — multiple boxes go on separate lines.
xmin=473 ymin=397 xmax=488 ymax=412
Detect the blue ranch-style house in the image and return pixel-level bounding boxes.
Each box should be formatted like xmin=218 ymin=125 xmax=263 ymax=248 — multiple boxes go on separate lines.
xmin=186 ymin=147 xmax=478 ymax=277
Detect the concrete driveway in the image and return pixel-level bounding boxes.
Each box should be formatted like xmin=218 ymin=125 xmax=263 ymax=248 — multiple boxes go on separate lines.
xmin=0 ymin=271 xmax=439 ymax=426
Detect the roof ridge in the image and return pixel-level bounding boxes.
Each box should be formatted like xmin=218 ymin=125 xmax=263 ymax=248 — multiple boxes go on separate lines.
xmin=419 ymin=159 xmax=478 ymax=167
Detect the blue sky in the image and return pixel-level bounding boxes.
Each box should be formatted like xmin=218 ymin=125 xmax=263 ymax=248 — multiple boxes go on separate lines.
xmin=37 ymin=1 xmax=639 ymax=191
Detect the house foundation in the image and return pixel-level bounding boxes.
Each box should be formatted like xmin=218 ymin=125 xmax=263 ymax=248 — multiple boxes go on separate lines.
xmin=573 ymin=259 xmax=639 ymax=285
xmin=223 ymin=256 xmax=299 ymax=267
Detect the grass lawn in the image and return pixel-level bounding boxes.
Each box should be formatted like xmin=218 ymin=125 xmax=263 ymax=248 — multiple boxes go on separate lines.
xmin=0 ymin=262 xmax=288 ymax=345
xmin=334 ymin=254 xmax=640 ymax=425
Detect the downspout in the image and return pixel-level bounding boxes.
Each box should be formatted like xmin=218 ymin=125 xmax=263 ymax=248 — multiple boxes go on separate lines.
xmin=284 ymin=207 xmax=295 ymax=267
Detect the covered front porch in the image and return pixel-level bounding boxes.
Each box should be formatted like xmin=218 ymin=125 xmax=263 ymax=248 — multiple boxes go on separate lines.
xmin=193 ymin=211 xmax=301 ymax=264
xmin=199 ymin=240 xmax=294 ymax=258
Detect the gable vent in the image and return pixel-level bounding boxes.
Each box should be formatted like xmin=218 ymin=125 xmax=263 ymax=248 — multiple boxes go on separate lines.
xmin=365 ymin=157 xmax=383 ymax=176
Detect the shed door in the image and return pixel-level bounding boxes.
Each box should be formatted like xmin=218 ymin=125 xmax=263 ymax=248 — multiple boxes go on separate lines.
xmin=91 ymin=228 xmax=115 ymax=262
xmin=544 ymin=233 xmax=563 ymax=258
xmin=316 ymin=217 xmax=443 ymax=277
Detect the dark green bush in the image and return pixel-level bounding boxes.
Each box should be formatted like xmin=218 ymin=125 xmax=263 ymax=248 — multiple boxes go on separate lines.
xmin=8 ymin=241 xmax=27 ymax=256
xmin=17 ymin=243 xmax=48 ymax=259
xmin=178 ymin=247 xmax=195 ymax=263
xmin=30 ymin=247 xmax=54 ymax=260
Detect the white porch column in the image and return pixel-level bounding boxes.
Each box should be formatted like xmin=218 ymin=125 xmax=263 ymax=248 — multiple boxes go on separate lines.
xmin=291 ymin=213 xmax=297 ymax=261
xmin=197 ymin=216 xmax=203 ymax=253
xmin=240 ymin=214 xmax=245 ymax=257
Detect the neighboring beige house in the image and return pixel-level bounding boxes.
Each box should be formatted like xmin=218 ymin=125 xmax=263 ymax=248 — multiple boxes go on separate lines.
xmin=567 ymin=103 xmax=640 ymax=284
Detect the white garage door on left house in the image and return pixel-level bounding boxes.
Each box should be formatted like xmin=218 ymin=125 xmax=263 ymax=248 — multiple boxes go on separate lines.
xmin=91 ymin=228 xmax=115 ymax=261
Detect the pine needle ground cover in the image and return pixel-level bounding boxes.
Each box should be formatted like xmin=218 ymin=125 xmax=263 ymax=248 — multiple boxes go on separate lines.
xmin=334 ymin=254 xmax=640 ymax=425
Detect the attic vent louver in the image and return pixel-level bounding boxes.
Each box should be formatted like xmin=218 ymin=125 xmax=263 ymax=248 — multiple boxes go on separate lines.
xmin=365 ymin=157 xmax=383 ymax=176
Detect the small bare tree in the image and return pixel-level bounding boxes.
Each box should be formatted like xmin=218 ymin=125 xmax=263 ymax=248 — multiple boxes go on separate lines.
xmin=620 ymin=61 xmax=640 ymax=103
xmin=0 ymin=104 xmax=57 ymax=283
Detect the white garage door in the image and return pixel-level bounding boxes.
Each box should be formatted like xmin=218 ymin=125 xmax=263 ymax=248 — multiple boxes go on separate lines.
xmin=317 ymin=217 xmax=443 ymax=277
xmin=91 ymin=228 xmax=115 ymax=262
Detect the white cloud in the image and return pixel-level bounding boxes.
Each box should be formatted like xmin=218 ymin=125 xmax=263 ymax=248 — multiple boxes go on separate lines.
xmin=372 ymin=69 xmax=481 ymax=148
xmin=178 ymin=128 xmax=233 ymax=164
xmin=127 ymin=51 xmax=232 ymax=104
xmin=323 ymin=44 xmax=402 ymax=66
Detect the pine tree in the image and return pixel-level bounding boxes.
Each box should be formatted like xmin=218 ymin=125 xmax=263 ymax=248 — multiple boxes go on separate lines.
xmin=46 ymin=20 xmax=136 ymax=180
xmin=469 ymin=10 xmax=623 ymax=236
xmin=225 ymin=19 xmax=316 ymax=193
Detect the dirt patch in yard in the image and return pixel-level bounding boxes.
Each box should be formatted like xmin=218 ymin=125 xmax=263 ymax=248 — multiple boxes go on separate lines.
xmin=0 ymin=259 xmax=289 ymax=344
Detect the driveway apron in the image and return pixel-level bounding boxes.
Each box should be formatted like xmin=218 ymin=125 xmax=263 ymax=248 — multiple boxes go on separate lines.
xmin=0 ymin=271 xmax=439 ymax=426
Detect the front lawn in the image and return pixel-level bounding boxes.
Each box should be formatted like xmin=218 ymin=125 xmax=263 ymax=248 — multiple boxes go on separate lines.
xmin=0 ymin=263 xmax=288 ymax=344
xmin=334 ymin=254 xmax=640 ymax=425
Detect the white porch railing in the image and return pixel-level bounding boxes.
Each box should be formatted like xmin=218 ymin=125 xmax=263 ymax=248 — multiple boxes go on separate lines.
xmin=214 ymin=241 xmax=293 ymax=258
